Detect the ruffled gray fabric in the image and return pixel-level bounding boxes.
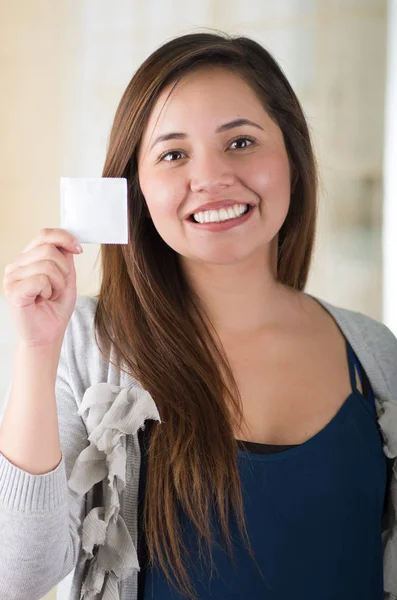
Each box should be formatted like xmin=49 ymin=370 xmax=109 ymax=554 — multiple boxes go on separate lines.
xmin=68 ymin=382 xmax=161 ymax=599
xmin=375 ymin=398 xmax=397 ymax=598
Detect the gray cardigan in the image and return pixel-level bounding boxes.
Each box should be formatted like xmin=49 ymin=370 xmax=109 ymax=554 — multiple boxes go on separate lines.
xmin=0 ymin=293 xmax=397 ymax=600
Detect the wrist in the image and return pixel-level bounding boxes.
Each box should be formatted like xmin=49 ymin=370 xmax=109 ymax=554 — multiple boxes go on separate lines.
xmin=14 ymin=339 xmax=64 ymax=378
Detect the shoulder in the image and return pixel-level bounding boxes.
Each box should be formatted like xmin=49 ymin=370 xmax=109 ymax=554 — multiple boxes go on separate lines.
xmin=309 ymin=293 xmax=397 ymax=394
xmin=64 ymin=295 xmax=100 ymax=367
xmin=66 ymin=294 xmax=98 ymax=341
xmin=60 ymin=295 xmax=111 ymax=401
xmin=313 ymin=294 xmax=397 ymax=351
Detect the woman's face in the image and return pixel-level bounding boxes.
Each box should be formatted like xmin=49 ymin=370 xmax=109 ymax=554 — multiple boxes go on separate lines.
xmin=137 ymin=66 xmax=292 ymax=268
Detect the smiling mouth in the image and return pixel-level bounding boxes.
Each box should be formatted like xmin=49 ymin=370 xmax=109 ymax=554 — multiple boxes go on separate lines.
xmin=188 ymin=204 xmax=253 ymax=223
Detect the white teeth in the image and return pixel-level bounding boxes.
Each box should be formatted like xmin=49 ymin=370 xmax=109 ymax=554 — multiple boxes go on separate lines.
xmin=192 ymin=204 xmax=249 ymax=224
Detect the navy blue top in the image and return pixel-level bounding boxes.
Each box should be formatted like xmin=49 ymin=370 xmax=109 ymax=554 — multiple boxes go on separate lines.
xmin=137 ymin=338 xmax=387 ymax=599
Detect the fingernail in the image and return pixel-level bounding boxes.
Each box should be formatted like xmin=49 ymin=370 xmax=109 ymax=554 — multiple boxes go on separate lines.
xmin=74 ymin=244 xmax=83 ymax=253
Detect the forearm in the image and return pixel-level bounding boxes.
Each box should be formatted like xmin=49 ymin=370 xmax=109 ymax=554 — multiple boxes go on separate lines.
xmin=0 ymin=340 xmax=64 ymax=475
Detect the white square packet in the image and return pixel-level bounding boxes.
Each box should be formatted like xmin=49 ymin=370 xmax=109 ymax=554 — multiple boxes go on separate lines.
xmin=60 ymin=177 xmax=128 ymax=244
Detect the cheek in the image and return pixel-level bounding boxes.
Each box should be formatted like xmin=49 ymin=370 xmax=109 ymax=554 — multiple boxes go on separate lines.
xmin=247 ymin=152 xmax=291 ymax=205
xmin=141 ymin=170 xmax=184 ymax=220
xmin=140 ymin=174 xmax=189 ymax=248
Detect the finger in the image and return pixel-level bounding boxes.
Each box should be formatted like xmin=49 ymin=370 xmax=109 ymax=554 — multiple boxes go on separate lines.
xmin=22 ymin=228 xmax=82 ymax=255
xmin=4 ymin=245 xmax=72 ymax=278
xmin=7 ymin=275 xmax=54 ymax=308
xmin=4 ymin=261 xmax=67 ymax=298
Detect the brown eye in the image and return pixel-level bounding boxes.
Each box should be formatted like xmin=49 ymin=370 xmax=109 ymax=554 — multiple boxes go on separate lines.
xmin=229 ymin=136 xmax=256 ymax=150
xmin=159 ymin=150 xmax=185 ymax=162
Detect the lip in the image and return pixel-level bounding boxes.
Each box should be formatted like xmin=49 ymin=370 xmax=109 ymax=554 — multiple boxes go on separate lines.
xmin=185 ymin=199 xmax=255 ymax=220
xmin=186 ymin=204 xmax=255 ymax=232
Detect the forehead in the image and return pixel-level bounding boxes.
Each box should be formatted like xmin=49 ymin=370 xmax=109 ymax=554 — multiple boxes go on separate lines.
xmin=141 ymin=67 xmax=265 ymax=142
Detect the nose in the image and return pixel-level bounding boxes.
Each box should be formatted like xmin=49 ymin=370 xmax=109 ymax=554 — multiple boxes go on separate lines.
xmin=189 ymin=152 xmax=236 ymax=195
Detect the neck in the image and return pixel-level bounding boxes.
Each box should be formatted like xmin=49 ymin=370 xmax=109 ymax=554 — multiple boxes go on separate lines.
xmin=180 ymin=252 xmax=301 ymax=336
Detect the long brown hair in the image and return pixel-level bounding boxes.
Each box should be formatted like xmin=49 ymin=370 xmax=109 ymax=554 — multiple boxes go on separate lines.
xmin=94 ymin=31 xmax=318 ymax=599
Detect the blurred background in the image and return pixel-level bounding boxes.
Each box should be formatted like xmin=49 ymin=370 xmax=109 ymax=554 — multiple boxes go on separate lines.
xmin=0 ymin=1 xmax=396 ymax=598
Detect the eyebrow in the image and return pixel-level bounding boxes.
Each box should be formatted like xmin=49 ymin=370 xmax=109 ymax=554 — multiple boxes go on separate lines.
xmin=149 ymin=118 xmax=264 ymax=151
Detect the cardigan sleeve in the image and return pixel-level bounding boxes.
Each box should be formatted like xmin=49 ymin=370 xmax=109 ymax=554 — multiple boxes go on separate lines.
xmin=0 ymin=307 xmax=91 ymax=600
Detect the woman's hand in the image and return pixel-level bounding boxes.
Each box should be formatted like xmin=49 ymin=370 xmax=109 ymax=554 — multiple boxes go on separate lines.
xmin=2 ymin=228 xmax=84 ymax=347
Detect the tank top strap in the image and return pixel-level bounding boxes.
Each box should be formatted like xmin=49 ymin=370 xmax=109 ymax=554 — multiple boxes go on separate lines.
xmin=345 ymin=338 xmax=376 ymax=409
xmin=346 ymin=338 xmax=360 ymax=394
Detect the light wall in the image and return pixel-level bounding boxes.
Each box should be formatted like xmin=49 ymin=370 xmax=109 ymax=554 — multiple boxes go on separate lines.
xmin=0 ymin=1 xmax=389 ymax=312
xmin=0 ymin=1 xmax=391 ymax=599
xmin=384 ymin=0 xmax=397 ymax=331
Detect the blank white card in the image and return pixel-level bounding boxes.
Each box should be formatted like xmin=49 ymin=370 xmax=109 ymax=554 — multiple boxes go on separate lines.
xmin=60 ymin=177 xmax=128 ymax=244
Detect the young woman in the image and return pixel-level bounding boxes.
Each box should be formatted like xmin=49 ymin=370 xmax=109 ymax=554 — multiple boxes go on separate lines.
xmin=1 ymin=32 xmax=397 ymax=600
